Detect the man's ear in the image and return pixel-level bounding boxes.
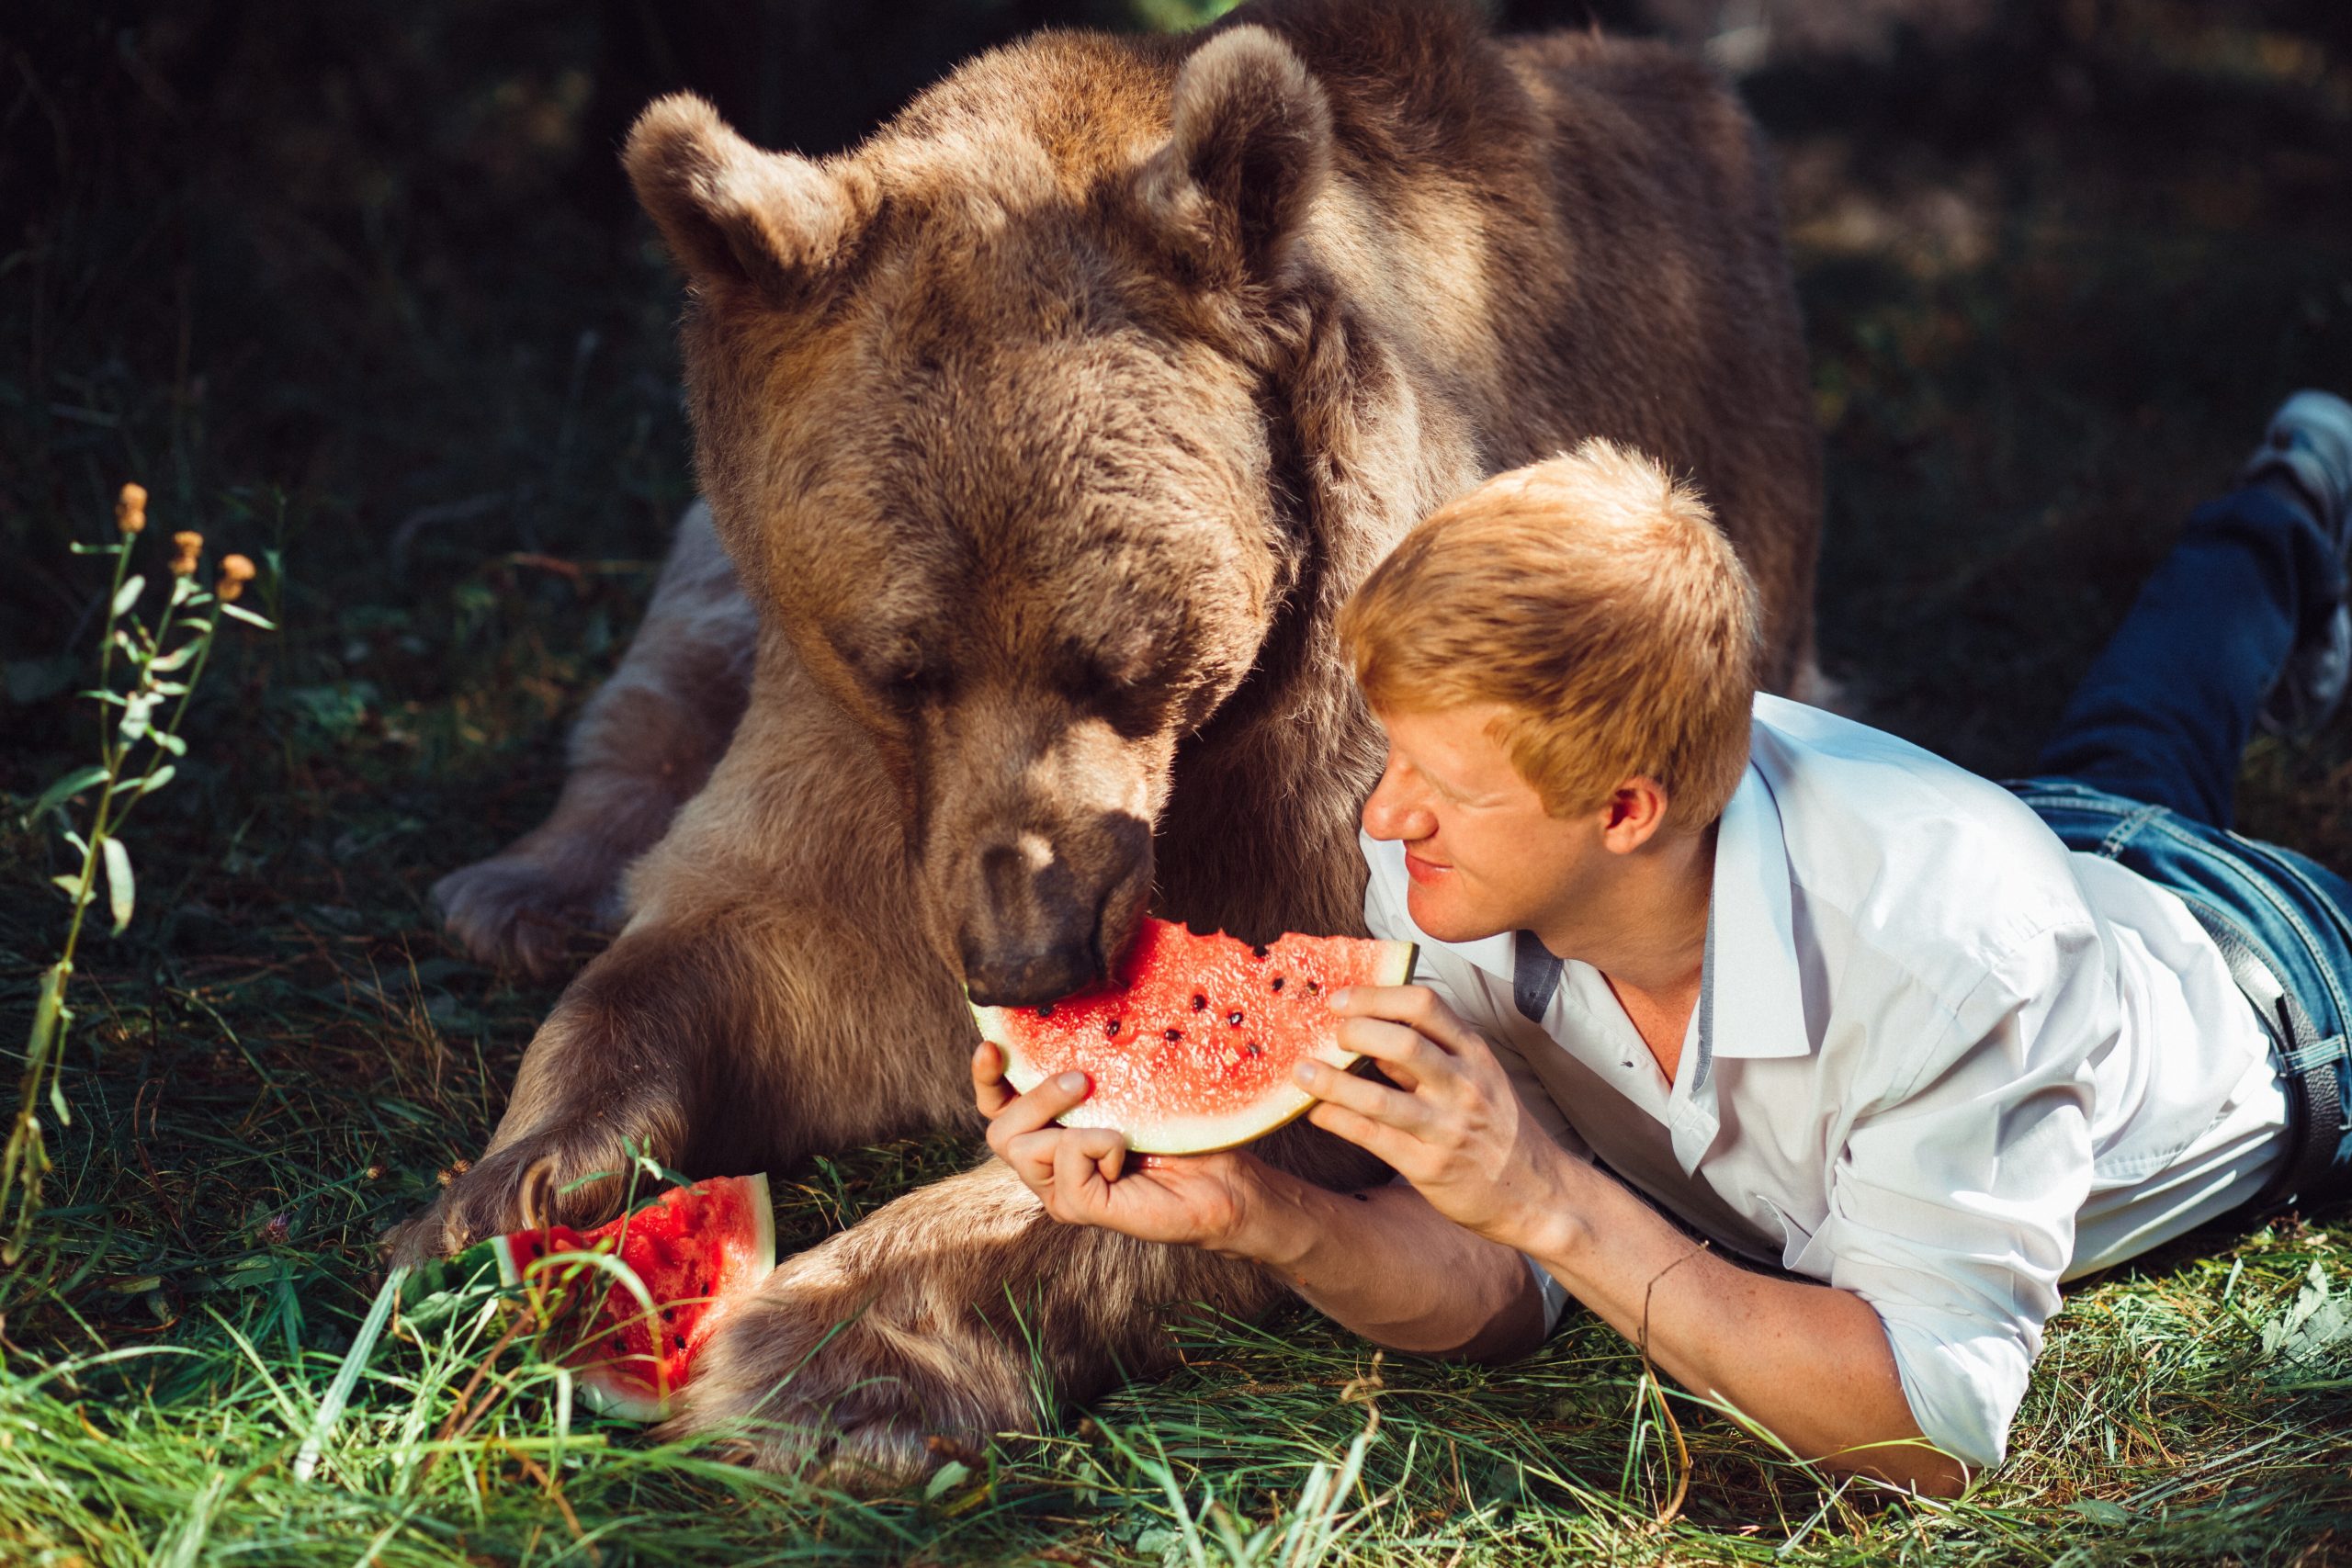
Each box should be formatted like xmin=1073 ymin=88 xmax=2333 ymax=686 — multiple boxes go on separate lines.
xmin=623 ymin=94 xmax=873 ymax=301
xmin=1600 ymin=777 xmax=1674 ymax=853
xmin=1134 ymin=26 xmax=1333 ymax=288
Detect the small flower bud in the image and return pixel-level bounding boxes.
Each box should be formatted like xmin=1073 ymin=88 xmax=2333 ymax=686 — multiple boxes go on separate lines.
xmin=116 ymin=482 xmax=148 ymax=536
xmin=217 ymin=553 xmax=256 ymax=603
xmin=170 ymin=530 xmax=203 ymax=577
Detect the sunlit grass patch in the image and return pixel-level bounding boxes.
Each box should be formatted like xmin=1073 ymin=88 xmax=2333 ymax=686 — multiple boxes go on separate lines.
xmin=6 ymin=1220 xmax=2346 ymax=1562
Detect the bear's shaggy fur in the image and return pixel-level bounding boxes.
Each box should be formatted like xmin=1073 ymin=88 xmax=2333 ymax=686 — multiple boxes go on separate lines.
xmin=391 ymin=0 xmax=1822 ymax=1483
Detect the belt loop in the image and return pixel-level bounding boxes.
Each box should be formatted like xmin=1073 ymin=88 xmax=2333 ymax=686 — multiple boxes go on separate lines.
xmin=2097 ymin=803 xmax=2165 ymax=860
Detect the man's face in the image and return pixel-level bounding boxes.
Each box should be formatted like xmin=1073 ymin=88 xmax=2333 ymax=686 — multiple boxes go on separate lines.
xmin=1360 ymin=704 xmax=1611 ymax=945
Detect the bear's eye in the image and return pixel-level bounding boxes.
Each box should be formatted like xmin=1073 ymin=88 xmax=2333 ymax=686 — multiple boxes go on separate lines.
xmin=1058 ymin=654 xmax=1130 ymax=706
xmin=1058 ymin=650 xmax=1172 ymax=739
xmin=1061 ymin=632 xmax=1160 ymax=697
xmin=848 ymin=641 xmax=944 ymax=709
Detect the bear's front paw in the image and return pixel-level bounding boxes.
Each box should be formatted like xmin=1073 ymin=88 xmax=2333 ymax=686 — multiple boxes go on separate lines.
xmin=378 ymin=1131 xmax=642 ymax=1269
xmin=379 ymin=1171 xmax=514 ymax=1269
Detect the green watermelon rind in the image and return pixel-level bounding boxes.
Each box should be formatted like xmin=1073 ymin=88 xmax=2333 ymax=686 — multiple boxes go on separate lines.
xmin=972 ymin=932 xmax=1419 ymax=1156
xmin=490 ymin=1171 xmax=775 ymax=1424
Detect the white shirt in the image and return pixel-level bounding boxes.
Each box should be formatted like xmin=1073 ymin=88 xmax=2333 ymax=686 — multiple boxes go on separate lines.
xmin=1362 ymin=694 xmax=2290 ymax=1470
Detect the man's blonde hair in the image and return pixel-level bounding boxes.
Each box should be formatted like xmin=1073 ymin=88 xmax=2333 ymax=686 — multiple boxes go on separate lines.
xmin=1338 ymin=440 xmax=1761 ymax=829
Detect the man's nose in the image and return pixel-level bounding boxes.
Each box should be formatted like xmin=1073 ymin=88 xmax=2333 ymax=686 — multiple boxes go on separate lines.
xmin=1361 ymin=769 xmax=1434 ymax=841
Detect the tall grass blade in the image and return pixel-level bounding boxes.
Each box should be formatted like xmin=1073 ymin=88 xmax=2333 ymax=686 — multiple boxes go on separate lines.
xmin=294 ymin=1264 xmax=410 ymax=1483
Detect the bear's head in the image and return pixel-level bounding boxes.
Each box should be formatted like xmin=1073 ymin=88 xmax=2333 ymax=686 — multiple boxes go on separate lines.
xmin=626 ymin=28 xmax=1355 ymax=1007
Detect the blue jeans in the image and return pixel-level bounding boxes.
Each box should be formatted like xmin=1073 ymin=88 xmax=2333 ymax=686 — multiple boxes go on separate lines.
xmin=2003 ymin=486 xmax=2352 ymax=1209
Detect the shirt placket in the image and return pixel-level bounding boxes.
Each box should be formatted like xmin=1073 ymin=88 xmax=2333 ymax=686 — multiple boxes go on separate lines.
xmin=1544 ymin=918 xmax=1724 ymax=1176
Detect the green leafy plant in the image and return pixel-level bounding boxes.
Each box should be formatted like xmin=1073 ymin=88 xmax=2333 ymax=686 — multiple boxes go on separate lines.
xmin=5 ymin=482 xmax=277 ymax=1265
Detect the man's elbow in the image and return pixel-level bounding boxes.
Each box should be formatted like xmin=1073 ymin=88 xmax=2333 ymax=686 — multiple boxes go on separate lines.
xmin=1350 ymin=1278 xmax=1547 ymax=1365
xmin=1916 ymin=1462 xmax=1970 ymax=1499
xmin=1436 ymin=1279 xmax=1550 ymax=1365
xmin=1826 ymin=1443 xmax=1972 ymax=1498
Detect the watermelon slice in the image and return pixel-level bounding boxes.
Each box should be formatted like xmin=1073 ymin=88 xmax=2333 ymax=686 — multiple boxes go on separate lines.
xmin=487 ymin=1173 xmax=775 ymax=1422
xmin=972 ymin=918 xmax=1417 ymax=1154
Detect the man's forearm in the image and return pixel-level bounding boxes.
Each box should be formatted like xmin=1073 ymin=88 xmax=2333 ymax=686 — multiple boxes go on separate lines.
xmin=1512 ymin=1152 xmax=1968 ymax=1494
xmin=1237 ymin=1172 xmax=1543 ymax=1360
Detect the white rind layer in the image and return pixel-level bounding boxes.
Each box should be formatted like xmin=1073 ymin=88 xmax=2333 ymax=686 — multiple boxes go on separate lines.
xmin=971 ymin=936 xmax=1419 ymax=1155
xmin=578 ymin=1366 xmax=668 ymax=1423
xmin=741 ymin=1169 xmax=776 ymax=1275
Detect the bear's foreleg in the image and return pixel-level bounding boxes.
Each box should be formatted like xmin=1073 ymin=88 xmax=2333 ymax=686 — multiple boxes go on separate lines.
xmin=380 ymin=926 xmax=710 ymax=1263
xmin=385 ymin=885 xmax=980 ymax=1265
xmin=391 ymin=663 xmax=985 ymax=1264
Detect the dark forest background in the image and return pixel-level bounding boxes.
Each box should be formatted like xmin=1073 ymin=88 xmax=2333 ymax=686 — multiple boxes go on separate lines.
xmin=6 ymin=0 xmax=2351 ymax=804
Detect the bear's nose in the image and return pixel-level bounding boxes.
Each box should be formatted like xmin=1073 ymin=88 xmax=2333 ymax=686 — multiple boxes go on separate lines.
xmin=962 ymin=936 xmax=1102 ymax=1010
xmin=958 ymin=838 xmax=1104 ymax=1007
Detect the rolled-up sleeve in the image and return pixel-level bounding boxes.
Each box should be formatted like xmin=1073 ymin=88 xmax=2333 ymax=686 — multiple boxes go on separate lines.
xmin=1812 ymin=922 xmax=2105 ymax=1470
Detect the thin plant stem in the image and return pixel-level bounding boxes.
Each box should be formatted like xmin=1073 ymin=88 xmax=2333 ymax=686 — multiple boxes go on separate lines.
xmin=6 ymin=502 xmax=269 ymax=1263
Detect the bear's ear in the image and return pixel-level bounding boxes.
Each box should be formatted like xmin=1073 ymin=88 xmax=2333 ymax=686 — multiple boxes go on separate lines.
xmin=624 ymin=94 xmax=869 ymax=301
xmin=1136 ymin=26 xmax=1332 ymax=287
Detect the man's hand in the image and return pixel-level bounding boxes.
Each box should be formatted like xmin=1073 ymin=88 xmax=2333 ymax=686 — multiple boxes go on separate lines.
xmin=1302 ymin=984 xmax=1567 ymax=1248
xmin=974 ymin=1041 xmax=1278 ymax=1257
xmin=974 ymin=1038 xmax=1550 ymax=1360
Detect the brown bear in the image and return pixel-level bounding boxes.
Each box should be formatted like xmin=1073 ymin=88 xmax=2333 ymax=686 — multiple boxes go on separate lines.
xmin=390 ymin=0 xmax=1822 ymax=1484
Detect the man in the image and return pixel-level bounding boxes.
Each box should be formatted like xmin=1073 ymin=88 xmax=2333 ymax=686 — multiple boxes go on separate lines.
xmin=974 ymin=392 xmax=2352 ymax=1495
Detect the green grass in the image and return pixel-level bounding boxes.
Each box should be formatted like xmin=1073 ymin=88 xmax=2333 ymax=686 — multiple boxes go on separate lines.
xmin=6 ymin=2 xmax=2352 ymax=1562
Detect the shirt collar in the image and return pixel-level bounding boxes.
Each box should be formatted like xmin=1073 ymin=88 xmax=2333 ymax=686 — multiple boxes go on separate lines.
xmin=1417 ymin=922 xmax=1517 ymax=987
xmin=1410 ymin=755 xmax=1813 ymax=1062
xmin=1704 ymin=761 xmax=1814 ymax=1061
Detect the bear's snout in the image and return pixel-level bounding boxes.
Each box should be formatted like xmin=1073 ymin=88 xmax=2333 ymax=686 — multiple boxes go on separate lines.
xmin=956 ymin=815 xmax=1151 ymax=1008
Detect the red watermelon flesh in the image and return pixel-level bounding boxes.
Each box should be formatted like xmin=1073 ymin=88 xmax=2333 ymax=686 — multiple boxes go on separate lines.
xmin=972 ymin=919 xmax=1417 ymax=1154
xmin=491 ymin=1172 xmax=775 ymax=1422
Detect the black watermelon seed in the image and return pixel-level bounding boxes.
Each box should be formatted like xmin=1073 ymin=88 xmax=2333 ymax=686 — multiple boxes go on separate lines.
xmin=1306 ymin=980 xmax=1320 ymax=993
xmin=1244 ymin=1043 xmax=1263 ymax=1057
xmin=1035 ymin=1004 xmax=1054 ymax=1019
xmin=1164 ymin=1027 xmax=1182 ymax=1042
xmin=1104 ymin=1018 xmax=1121 ymax=1038
xmin=1227 ymin=1010 xmax=1245 ymax=1027
xmin=1191 ymin=993 xmax=1207 ymax=1010
xmin=1271 ymin=976 xmax=1285 ymax=992
xmin=1251 ymin=943 xmax=1272 ymax=959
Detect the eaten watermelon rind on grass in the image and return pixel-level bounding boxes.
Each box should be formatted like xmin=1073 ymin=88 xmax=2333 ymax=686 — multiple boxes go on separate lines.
xmin=484 ymin=1171 xmax=775 ymax=1422
xmin=972 ymin=919 xmax=1418 ymax=1155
